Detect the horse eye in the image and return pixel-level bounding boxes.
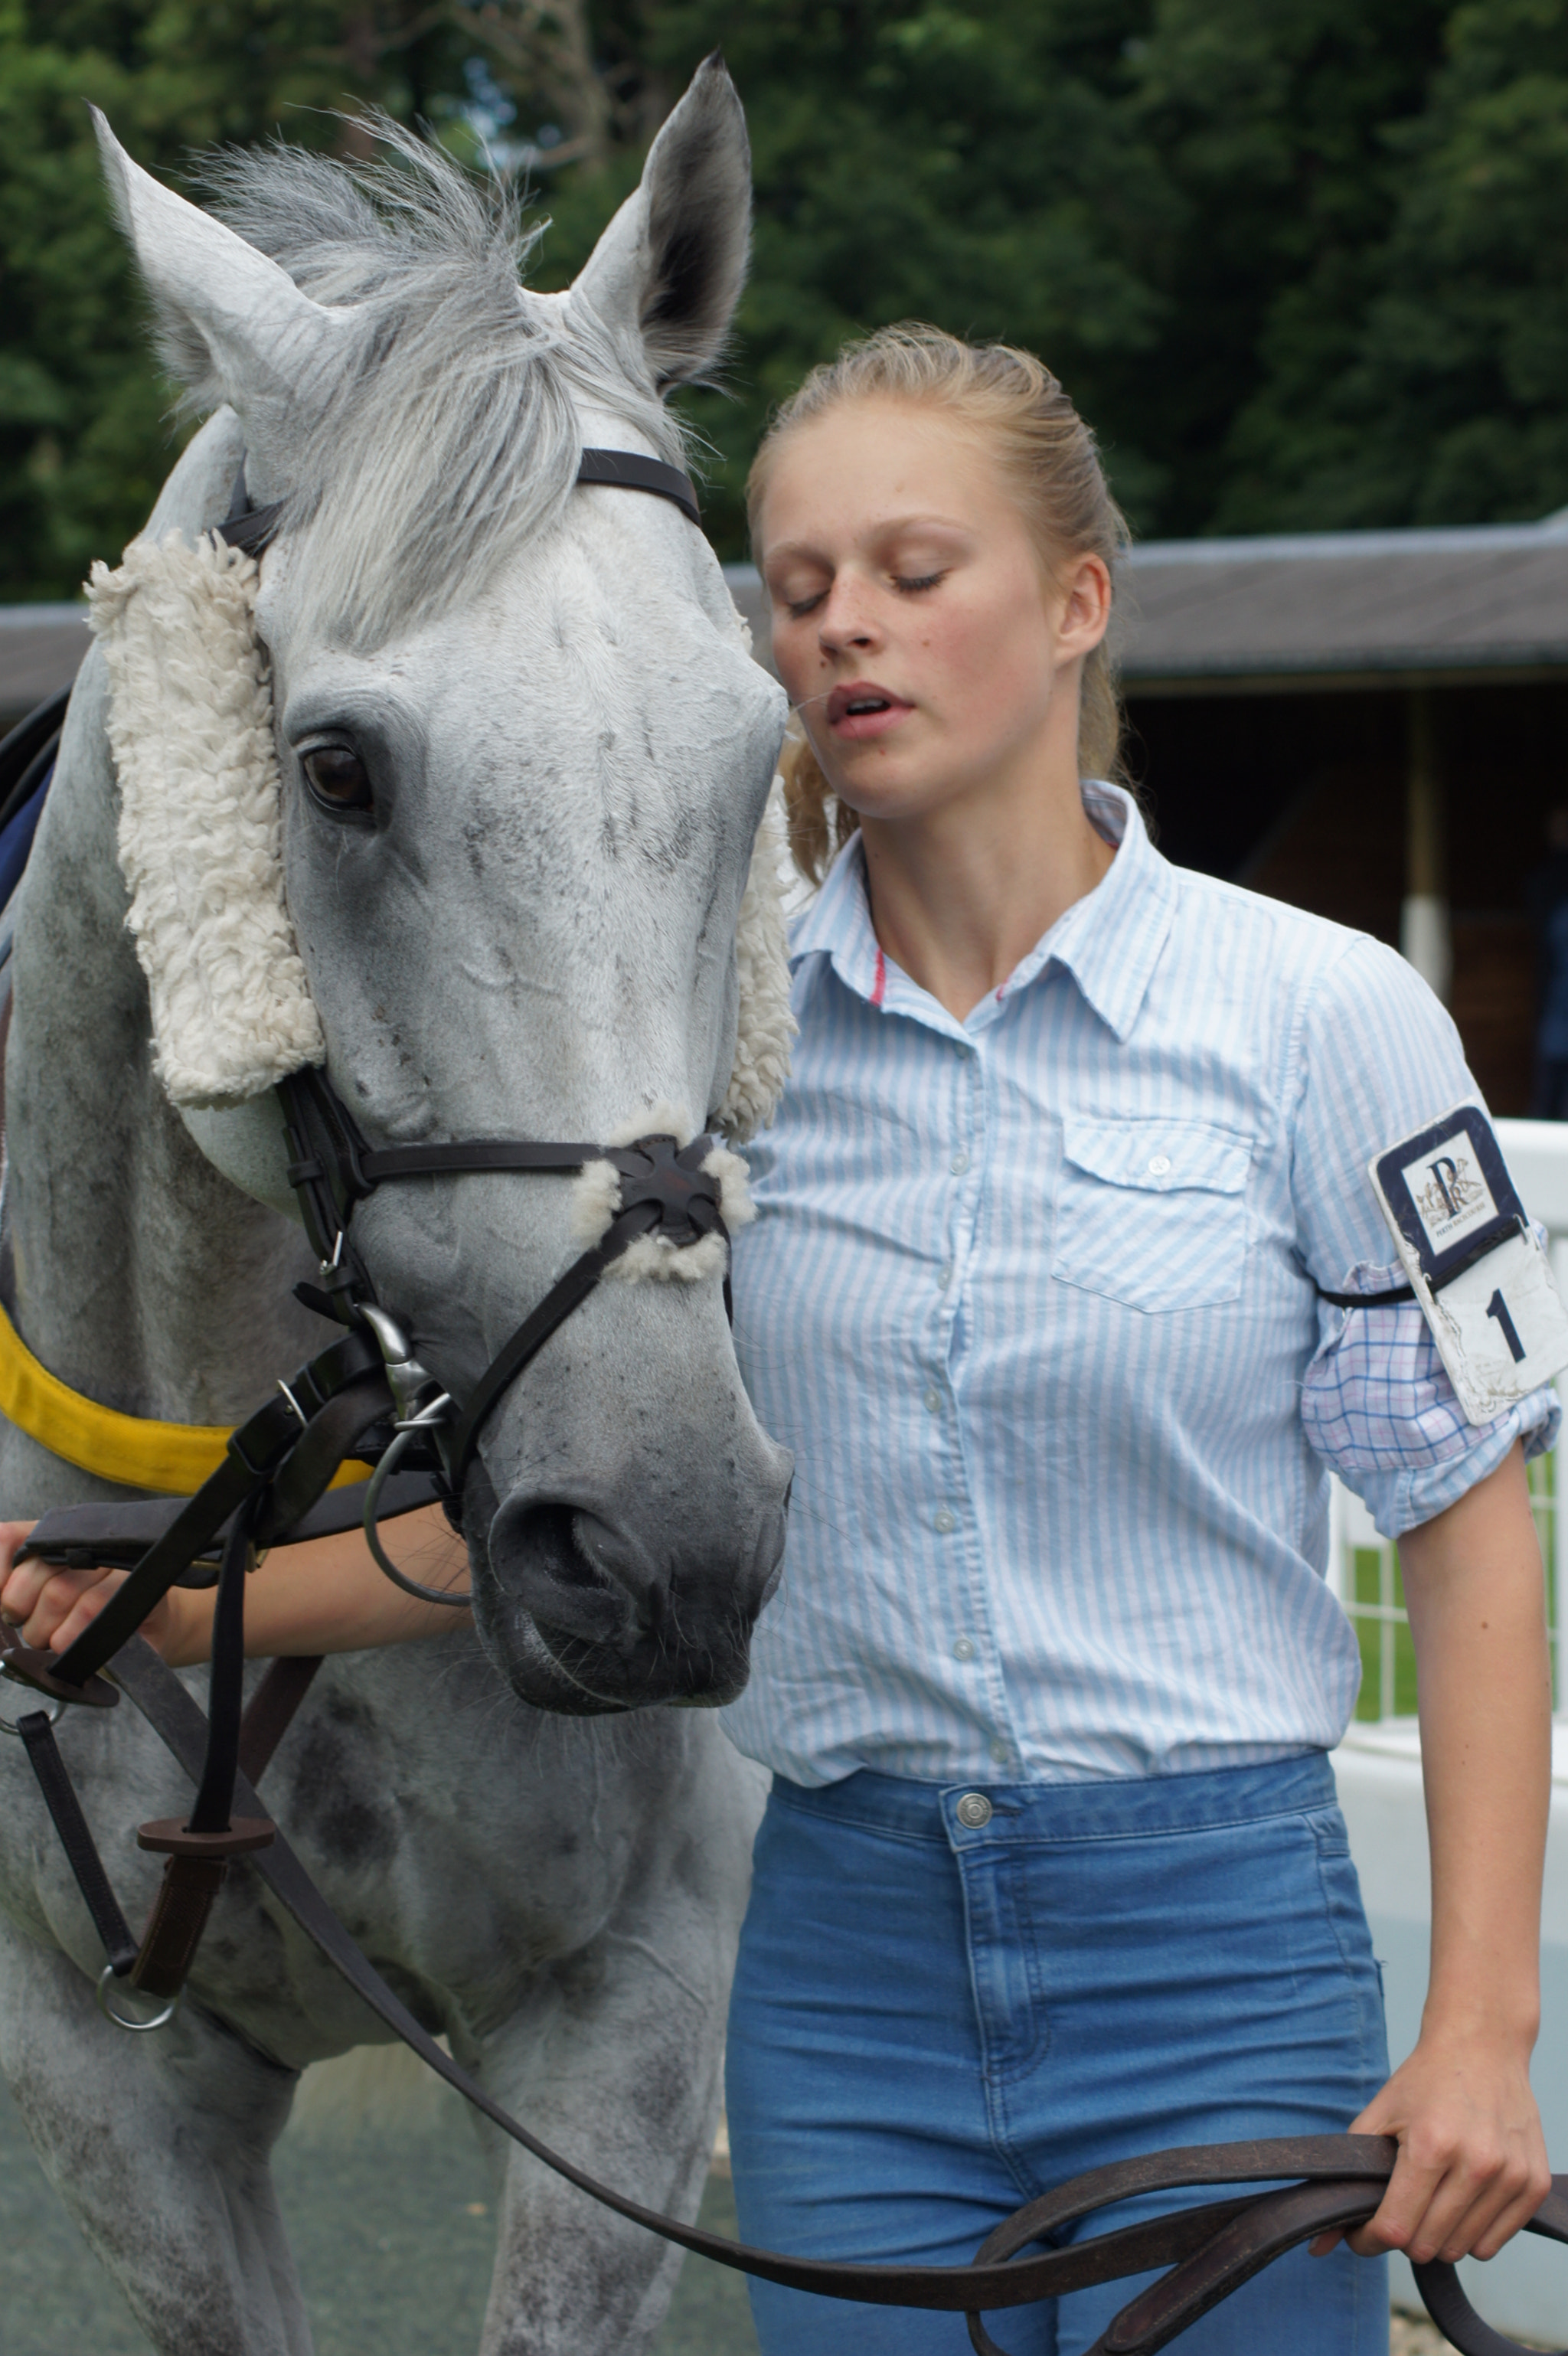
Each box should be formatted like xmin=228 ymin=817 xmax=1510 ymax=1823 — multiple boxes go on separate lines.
xmin=302 ymin=746 xmax=373 ymax=815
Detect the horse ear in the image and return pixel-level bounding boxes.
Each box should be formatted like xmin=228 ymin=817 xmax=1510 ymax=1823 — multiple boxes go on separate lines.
xmin=91 ymin=109 xmax=348 ymax=493
xmin=572 ymin=54 xmax=750 ymax=391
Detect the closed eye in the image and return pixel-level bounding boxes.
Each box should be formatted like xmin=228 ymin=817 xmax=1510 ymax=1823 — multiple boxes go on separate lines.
xmin=893 ymin=571 xmax=946 ymax=593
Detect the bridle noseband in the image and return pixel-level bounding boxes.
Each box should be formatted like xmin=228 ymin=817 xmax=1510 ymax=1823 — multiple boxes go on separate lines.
xmin=279 ymin=1067 xmax=731 ymax=1522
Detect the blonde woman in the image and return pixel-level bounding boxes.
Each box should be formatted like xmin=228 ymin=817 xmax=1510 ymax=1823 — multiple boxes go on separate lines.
xmin=715 ymin=326 xmax=1553 ymax=2356
xmin=1 ymin=327 xmax=1555 ymax=2354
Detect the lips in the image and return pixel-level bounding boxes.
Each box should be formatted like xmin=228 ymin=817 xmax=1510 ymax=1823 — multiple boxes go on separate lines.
xmin=826 ymin=680 xmax=913 ymax=741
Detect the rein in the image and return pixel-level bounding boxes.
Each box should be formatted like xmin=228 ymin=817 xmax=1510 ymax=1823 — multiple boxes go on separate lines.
xmin=0 ymin=462 xmax=1562 ymax=2353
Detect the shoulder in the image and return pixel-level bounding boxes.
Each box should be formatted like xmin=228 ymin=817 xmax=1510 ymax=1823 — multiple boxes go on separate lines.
xmin=1158 ymin=863 xmax=1448 ymax=1049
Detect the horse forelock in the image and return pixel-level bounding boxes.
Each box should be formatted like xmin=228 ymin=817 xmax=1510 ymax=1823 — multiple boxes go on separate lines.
xmin=194 ymin=122 xmax=686 ymax=653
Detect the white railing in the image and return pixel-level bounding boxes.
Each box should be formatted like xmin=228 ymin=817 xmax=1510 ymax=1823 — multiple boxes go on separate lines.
xmin=1328 ymin=1118 xmax=1568 ymax=1725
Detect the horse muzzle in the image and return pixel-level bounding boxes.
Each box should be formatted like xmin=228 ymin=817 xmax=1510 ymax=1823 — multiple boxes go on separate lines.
xmin=477 ymin=1462 xmax=790 ymax=1714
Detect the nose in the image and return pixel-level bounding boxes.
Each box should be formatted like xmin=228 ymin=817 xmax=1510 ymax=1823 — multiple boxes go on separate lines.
xmin=816 ymin=573 xmax=880 ymax=658
xmin=487 ymin=1484 xmax=789 ymax=1656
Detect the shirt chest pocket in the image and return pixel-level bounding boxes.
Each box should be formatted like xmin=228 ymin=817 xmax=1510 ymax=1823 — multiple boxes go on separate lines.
xmin=1050 ymin=1118 xmax=1253 ymax=1314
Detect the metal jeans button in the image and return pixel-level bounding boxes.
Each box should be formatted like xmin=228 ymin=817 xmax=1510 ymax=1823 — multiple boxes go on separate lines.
xmin=956 ymin=1792 xmax=991 ymax=1829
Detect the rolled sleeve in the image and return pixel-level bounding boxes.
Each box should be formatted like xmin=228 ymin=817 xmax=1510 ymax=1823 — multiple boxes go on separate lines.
xmin=1291 ymin=936 xmax=1559 ymax=1538
xmin=1302 ymin=1266 xmax=1560 ymax=1538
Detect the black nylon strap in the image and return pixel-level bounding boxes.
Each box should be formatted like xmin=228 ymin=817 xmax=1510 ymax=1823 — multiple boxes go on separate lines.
xmin=215 ymin=450 xmax=699 ymax=567
xmin=358 ymin=1139 xmax=601 ymax=1181
xmin=443 ymin=1241 xmax=627 ymax=1489
xmin=18 ymin=1712 xmax=137 ymax=1975
xmin=188 ymin=1509 xmax=255 ymax=1836
xmin=1315 ymin=1283 xmax=1416 ymax=1308
xmin=575 ymin=448 xmax=701 ymax=525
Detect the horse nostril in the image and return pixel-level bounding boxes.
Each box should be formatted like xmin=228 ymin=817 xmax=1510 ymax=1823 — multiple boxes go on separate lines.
xmin=490 ymin=1498 xmax=631 ymax=1644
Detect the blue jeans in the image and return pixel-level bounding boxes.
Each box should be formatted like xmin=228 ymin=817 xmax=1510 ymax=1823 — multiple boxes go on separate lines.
xmin=727 ymin=1754 xmax=1390 ymax=2354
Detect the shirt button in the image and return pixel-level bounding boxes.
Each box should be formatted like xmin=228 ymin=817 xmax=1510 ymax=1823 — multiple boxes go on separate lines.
xmin=950 ymin=1149 xmax=970 ymax=1175
xmin=1147 ymin=1153 xmax=1171 ymax=1177
xmin=937 ymin=1264 xmax=952 ymax=1289
xmin=956 ymin=1792 xmax=991 ymax=1828
xmin=933 ymin=1508 xmax=956 ymax=1534
xmin=988 ymin=1742 xmax=1010 ymax=1768
xmin=952 ymin=1635 xmax=975 ymax=1661
xmin=923 ymin=1387 xmax=942 ymax=1414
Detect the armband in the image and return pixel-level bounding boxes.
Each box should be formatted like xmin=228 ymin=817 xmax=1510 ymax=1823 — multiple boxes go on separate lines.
xmin=1369 ymin=1103 xmax=1568 ymax=1424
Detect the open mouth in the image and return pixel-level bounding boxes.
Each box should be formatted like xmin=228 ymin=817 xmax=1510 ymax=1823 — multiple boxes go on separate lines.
xmin=827 ymin=681 xmax=912 ymax=740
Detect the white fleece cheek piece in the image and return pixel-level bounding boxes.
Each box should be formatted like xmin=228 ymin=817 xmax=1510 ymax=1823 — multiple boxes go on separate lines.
xmin=87 ymin=530 xmax=325 ymax=1109
xmin=89 ymin=532 xmax=792 ymax=1135
xmin=718 ymin=786 xmax=795 ymax=1146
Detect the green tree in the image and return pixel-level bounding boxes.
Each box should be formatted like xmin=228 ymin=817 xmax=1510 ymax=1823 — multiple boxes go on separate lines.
xmin=10 ymin=0 xmax=1568 ymax=592
xmin=0 ymin=2 xmax=474 ymax=597
xmin=1218 ymin=0 xmax=1568 ymax=528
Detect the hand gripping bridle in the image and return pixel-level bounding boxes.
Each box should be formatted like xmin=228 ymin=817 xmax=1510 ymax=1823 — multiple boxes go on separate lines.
xmin=0 ymin=454 xmax=1563 ymax=2354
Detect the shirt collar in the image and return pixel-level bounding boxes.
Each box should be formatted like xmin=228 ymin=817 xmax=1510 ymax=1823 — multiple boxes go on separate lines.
xmin=789 ymin=783 xmax=1177 ymax=1044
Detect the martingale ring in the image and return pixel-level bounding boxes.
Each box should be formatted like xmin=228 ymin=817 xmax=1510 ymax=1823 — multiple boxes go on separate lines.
xmin=363 ymin=1410 xmax=471 ymax=1609
xmin=96 ymin=1962 xmax=178 ymax=2034
xmin=0 ymin=1680 xmax=63 ymax=1736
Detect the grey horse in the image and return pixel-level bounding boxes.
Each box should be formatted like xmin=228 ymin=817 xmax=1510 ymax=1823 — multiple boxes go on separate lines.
xmin=0 ymin=58 xmax=794 ymax=2356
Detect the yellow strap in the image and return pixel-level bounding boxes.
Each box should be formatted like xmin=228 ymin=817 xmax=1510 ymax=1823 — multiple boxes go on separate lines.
xmin=0 ymin=1296 xmax=367 ymax=1497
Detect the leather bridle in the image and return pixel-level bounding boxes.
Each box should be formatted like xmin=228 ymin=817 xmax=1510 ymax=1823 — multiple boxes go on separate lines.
xmin=0 ymin=456 xmax=1561 ymax=2354
xmin=237 ymin=446 xmax=737 ymax=1567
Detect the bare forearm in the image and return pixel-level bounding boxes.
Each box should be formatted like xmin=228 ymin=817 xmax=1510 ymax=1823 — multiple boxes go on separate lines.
xmin=158 ymin=1507 xmax=472 ymax=1667
xmin=1337 ymin=1439 xmax=1554 ymax=2268
xmin=1400 ymin=1442 xmax=1551 ymax=2046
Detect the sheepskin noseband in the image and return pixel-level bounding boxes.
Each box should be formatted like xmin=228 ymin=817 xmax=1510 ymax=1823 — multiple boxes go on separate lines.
xmin=86 ymin=528 xmax=794 ymax=1139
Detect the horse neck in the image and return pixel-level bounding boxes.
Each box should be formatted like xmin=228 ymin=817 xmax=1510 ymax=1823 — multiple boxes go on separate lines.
xmin=3 ymin=645 xmax=324 ymax=1431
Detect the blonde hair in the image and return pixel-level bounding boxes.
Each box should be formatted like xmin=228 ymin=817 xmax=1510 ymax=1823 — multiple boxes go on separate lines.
xmin=746 ymin=323 xmax=1129 ymax=884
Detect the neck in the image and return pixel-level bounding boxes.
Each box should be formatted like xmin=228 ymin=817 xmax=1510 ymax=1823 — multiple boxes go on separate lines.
xmin=858 ymin=740 xmax=1116 ymax=1024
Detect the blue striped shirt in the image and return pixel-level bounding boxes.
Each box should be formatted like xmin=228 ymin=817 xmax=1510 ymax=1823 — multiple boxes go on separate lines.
xmin=722 ymin=784 xmax=1555 ymax=1787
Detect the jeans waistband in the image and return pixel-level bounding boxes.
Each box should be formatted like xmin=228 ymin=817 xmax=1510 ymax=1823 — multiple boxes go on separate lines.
xmin=770 ymin=1752 xmax=1338 ymax=1847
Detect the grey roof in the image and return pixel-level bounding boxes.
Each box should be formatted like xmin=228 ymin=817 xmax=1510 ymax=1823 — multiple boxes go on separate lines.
xmin=1118 ymin=518 xmax=1568 ymax=686
xmin=0 ymin=604 xmax=90 ymax=722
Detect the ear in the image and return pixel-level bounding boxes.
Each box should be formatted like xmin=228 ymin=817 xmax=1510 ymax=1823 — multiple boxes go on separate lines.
xmin=572 ymin=54 xmax=750 ymax=390
xmin=92 ymin=109 xmax=350 ymax=496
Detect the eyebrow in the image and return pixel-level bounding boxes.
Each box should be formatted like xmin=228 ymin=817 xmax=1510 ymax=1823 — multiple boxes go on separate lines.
xmin=762 ymin=515 xmax=975 ymax=567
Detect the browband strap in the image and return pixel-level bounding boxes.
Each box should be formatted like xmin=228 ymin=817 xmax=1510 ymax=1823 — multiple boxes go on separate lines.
xmin=218 ymin=449 xmax=701 ymax=557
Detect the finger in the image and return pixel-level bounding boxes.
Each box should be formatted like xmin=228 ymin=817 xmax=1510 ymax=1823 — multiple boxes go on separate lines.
xmin=1307 ymin=2230 xmax=1344 ymax=2258
xmin=31 ymin=1570 xmax=126 ymax=1656
xmin=18 ymin=1567 xmax=110 ymax=1649
xmin=1345 ymin=2145 xmax=1445 ymax=2258
xmin=0 ymin=1519 xmax=38 ymax=1592
xmin=0 ymin=1558 xmax=60 ymax=1626
xmin=1432 ymin=2155 xmax=1551 ymax=2264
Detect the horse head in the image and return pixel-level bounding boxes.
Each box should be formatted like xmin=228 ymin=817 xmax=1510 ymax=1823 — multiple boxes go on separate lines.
xmin=90 ymin=61 xmax=795 ymax=1713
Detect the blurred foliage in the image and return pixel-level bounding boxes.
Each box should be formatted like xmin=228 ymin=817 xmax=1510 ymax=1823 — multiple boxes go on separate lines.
xmin=5 ymin=0 xmax=1568 ymax=591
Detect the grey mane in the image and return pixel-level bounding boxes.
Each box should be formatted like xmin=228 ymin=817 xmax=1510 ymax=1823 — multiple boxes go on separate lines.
xmin=152 ymin=122 xmax=687 ymax=648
